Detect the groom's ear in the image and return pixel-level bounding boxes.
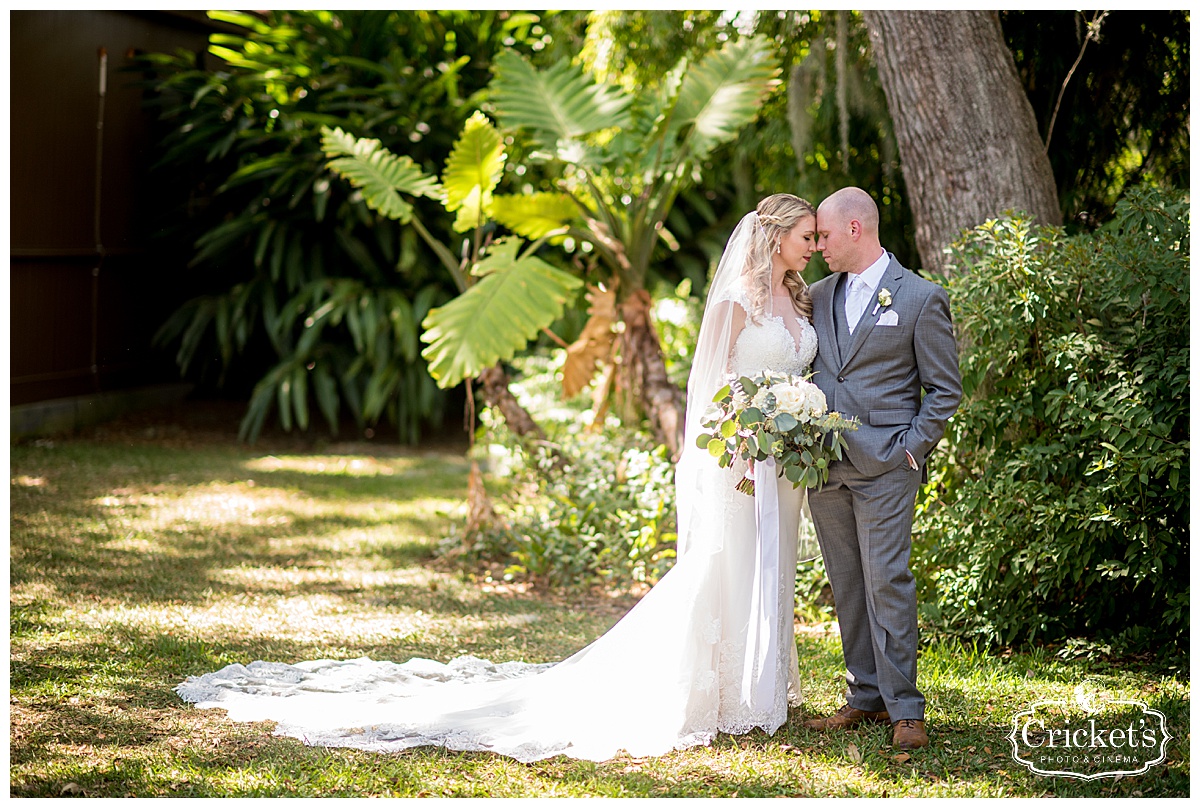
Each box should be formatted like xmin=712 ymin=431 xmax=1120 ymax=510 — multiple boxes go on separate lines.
xmin=848 ymin=219 xmax=862 ymax=240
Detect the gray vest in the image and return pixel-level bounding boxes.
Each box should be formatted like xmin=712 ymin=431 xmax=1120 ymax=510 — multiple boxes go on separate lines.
xmin=833 ymin=275 xmax=852 ymax=353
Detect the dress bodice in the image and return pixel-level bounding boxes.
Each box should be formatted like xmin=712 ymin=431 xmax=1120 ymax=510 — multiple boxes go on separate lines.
xmin=731 ymin=314 xmax=817 ymax=378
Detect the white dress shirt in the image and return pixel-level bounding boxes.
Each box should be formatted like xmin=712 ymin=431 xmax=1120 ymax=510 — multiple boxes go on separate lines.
xmin=845 ymin=249 xmax=890 ymax=334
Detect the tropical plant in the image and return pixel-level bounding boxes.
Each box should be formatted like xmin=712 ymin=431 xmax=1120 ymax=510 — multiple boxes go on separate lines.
xmin=135 ymin=10 xmax=560 ymax=442
xmin=484 ymin=35 xmax=782 ymax=456
xmin=578 ymin=11 xmax=916 ymax=280
xmin=923 ymin=185 xmax=1188 ymax=653
xmin=320 ymin=114 xmax=582 ymax=443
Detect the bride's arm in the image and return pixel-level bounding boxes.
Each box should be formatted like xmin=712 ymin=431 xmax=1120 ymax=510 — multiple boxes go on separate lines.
xmin=713 ymin=299 xmax=748 ymax=372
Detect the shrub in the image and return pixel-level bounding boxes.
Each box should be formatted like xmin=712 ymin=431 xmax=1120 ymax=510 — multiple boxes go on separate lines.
xmin=455 ymin=351 xmax=679 ymax=589
xmin=922 ymin=185 xmax=1188 ymax=654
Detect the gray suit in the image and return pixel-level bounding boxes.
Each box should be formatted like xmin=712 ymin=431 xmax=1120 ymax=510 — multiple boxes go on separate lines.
xmin=808 ymin=252 xmax=961 ymax=722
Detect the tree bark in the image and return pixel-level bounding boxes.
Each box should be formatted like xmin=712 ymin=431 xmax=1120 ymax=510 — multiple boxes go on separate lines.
xmin=477 ymin=362 xmax=545 ymax=442
xmin=863 ymin=11 xmax=1061 ymax=274
xmin=618 ymin=289 xmax=685 ymax=460
xmin=477 ymin=362 xmax=567 ymax=471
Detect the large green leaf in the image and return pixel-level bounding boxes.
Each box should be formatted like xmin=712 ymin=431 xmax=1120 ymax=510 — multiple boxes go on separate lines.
xmin=490 ymin=50 xmax=633 ymax=151
xmin=490 ymin=191 xmax=577 ymax=240
xmin=420 ymin=238 xmax=582 ymax=387
xmin=320 ymin=126 xmax=441 ymax=222
xmin=442 ymin=111 xmax=505 ymax=233
xmin=667 ymin=36 xmax=781 ymax=160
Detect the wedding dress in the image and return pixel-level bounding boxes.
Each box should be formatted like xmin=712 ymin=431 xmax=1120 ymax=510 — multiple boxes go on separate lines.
xmin=175 ymin=212 xmax=819 ymax=763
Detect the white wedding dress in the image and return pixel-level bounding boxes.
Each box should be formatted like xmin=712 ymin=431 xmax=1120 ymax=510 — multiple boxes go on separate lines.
xmin=176 ymin=213 xmax=820 ymax=764
xmin=174 ymin=196 xmax=820 ymax=763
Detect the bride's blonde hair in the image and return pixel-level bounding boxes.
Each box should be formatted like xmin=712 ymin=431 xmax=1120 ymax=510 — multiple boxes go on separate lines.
xmin=744 ymin=193 xmax=816 ymax=322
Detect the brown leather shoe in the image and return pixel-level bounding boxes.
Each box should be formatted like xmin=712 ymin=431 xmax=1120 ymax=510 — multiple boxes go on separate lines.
xmin=892 ymin=718 xmax=929 ymax=750
xmin=803 ymin=703 xmax=891 ymax=731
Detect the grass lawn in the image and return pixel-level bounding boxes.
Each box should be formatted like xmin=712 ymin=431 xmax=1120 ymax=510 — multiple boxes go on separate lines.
xmin=9 ymin=404 xmax=1191 ymax=797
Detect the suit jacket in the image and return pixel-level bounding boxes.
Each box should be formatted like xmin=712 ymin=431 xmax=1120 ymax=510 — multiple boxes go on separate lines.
xmin=809 ymin=253 xmax=962 ymax=478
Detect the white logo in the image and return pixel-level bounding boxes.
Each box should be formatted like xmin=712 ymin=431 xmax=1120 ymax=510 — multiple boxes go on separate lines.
xmin=1008 ymin=685 xmax=1172 ymax=780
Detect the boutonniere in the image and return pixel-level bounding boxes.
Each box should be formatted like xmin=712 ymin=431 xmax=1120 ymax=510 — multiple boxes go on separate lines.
xmin=872 ymin=288 xmax=893 ymax=316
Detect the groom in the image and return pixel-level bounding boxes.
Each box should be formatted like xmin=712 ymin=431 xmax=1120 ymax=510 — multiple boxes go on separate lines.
xmin=803 ymin=187 xmax=961 ymax=751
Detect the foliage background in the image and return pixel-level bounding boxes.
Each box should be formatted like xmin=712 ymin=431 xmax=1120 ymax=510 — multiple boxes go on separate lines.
xmin=139 ymin=10 xmax=570 ymax=442
xmin=133 ymin=10 xmax=1190 ymax=655
xmin=922 ymin=186 xmax=1188 ymax=654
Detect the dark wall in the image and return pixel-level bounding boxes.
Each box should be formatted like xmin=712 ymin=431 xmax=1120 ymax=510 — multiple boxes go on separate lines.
xmin=10 ymin=11 xmax=224 ymax=405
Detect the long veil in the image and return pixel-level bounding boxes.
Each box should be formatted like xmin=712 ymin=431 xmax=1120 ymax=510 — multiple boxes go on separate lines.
xmin=675 ymin=211 xmax=819 ymax=563
xmin=675 ymin=211 xmax=768 ymax=556
xmin=174 ymin=210 xmax=812 ymax=763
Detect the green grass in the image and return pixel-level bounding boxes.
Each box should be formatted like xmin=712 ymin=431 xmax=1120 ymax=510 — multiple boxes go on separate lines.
xmin=9 ymin=416 xmax=1190 ymax=797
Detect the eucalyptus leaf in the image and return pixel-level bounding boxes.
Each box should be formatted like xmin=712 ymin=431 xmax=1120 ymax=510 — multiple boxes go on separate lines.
xmin=739 ymin=407 xmax=763 ymax=427
xmin=773 ymin=412 xmax=798 ymax=433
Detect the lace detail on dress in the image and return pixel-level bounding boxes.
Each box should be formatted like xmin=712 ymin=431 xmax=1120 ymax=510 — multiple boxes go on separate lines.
xmin=731 ymin=315 xmax=816 ymax=379
xmin=713 ymin=554 xmax=800 ymax=737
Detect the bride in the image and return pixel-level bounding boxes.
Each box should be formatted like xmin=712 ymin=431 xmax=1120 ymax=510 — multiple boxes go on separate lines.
xmin=176 ymin=193 xmax=821 ymax=763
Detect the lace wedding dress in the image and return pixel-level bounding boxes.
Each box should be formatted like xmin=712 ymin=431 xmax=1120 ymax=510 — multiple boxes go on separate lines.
xmin=176 ymin=212 xmax=820 ymax=764
xmin=175 ymin=313 xmax=817 ymax=763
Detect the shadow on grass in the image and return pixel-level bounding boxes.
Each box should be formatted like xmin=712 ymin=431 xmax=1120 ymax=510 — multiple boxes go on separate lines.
xmin=8 ymin=436 xmax=1190 ymax=799
xmin=11 ymin=593 xmax=618 ymax=713
xmin=11 ymin=441 xmax=473 ymax=609
xmin=11 ymin=635 xmax=1189 ymax=799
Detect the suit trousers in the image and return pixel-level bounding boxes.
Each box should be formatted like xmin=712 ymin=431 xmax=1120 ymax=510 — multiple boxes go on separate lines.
xmin=808 ymin=457 xmax=924 ymax=721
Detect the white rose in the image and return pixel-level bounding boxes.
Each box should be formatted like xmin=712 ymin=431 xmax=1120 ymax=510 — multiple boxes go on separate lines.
xmin=798 ymin=382 xmax=827 ymax=418
xmin=769 ymin=383 xmax=806 ymax=416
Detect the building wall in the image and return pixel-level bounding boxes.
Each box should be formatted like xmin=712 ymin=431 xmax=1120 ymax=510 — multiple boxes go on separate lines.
xmin=10 ymin=11 xmax=226 ymax=405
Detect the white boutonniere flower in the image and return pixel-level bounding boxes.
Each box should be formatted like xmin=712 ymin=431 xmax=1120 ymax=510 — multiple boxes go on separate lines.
xmin=872 ymin=288 xmax=893 ymax=316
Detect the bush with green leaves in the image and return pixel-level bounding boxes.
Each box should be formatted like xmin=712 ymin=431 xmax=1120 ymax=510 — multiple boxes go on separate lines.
xmin=446 ymin=282 xmax=705 ymax=590
xmin=458 ymin=351 xmax=679 ymax=589
xmin=922 ymin=185 xmax=1188 ymax=653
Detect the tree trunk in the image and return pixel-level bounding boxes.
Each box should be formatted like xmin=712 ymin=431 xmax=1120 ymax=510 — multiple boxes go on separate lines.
xmin=477 ymin=361 xmax=566 ymax=471
xmin=477 ymin=362 xmax=545 ymax=441
xmin=462 ymin=460 xmax=498 ymax=541
xmin=863 ymin=10 xmax=1061 ymax=274
xmin=618 ymin=289 xmax=685 ymax=460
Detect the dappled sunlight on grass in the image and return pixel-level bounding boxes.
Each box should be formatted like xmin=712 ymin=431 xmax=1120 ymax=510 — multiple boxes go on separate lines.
xmin=63 ymin=596 xmax=431 ymax=647
xmin=10 ymin=435 xmax=1191 ymax=798
xmin=87 ymin=481 xmax=465 ymax=540
xmin=242 ymin=453 xmax=454 ymax=478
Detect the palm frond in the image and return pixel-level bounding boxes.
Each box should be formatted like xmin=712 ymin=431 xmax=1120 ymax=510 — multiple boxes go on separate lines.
xmin=667 ymin=36 xmax=781 ymax=160
xmin=321 ymin=126 xmax=442 ymax=222
xmin=490 ymin=50 xmax=633 ymax=152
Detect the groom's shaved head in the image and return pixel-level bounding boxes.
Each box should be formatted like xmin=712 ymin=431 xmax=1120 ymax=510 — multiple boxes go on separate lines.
xmin=818 ymin=187 xmax=880 ymax=235
xmin=815 ymin=187 xmax=883 ymax=274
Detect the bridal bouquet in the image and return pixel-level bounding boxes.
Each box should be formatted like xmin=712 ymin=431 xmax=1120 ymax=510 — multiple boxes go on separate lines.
xmin=698 ymin=372 xmax=859 ymax=495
